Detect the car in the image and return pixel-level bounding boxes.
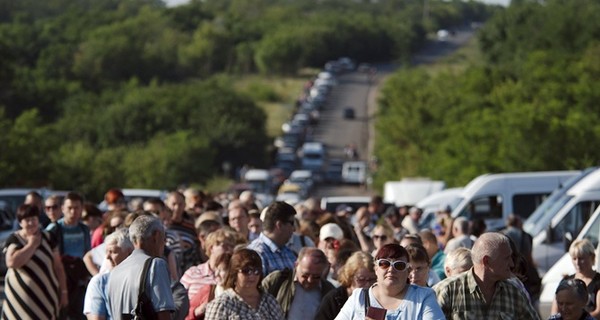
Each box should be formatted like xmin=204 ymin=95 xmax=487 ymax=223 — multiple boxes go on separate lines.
xmin=343 ymin=107 xmax=355 ymax=119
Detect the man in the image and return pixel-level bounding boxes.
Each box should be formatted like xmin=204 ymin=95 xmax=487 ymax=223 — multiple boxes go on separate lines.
xmin=106 ymin=215 xmax=174 ymax=319
xmin=402 ymin=206 xmax=422 ymax=234
xmin=419 ymin=229 xmax=446 ymax=280
xmin=247 ymin=201 xmax=297 ymax=276
xmin=262 ymin=248 xmax=334 ymax=319
xmin=183 ymin=187 xmax=205 ymax=217
xmin=46 ymin=192 xmax=91 ymax=320
xmin=228 ymin=205 xmax=250 ymax=240
xmin=385 ymin=206 xmax=409 ymax=241
xmin=24 ymin=191 xmax=51 ymax=227
xmin=247 ymin=210 xmax=262 ymax=241
xmin=166 ymin=191 xmax=200 ymax=272
xmin=434 ymin=232 xmax=540 ymax=319
xmin=367 ymin=195 xmax=386 ymax=222
xmin=444 ymin=217 xmax=474 ymax=254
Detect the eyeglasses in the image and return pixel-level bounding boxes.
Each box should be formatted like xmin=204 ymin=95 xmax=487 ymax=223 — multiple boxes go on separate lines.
xmin=354 ymin=276 xmax=377 ymax=284
xmin=238 ymin=267 xmax=261 ymax=276
xmin=376 ymin=259 xmax=410 ymax=272
xmin=372 ymin=235 xmax=388 ymax=241
xmin=45 ymin=205 xmax=59 ymax=210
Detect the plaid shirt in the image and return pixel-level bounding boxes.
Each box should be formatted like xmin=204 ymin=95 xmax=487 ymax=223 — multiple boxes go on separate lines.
xmin=205 ymin=288 xmax=284 ymax=320
xmin=434 ymin=269 xmax=540 ymax=320
xmin=247 ymin=233 xmax=296 ymax=276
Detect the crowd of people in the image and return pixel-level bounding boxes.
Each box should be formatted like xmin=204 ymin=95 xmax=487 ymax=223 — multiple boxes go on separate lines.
xmin=2 ymin=189 xmax=597 ymax=320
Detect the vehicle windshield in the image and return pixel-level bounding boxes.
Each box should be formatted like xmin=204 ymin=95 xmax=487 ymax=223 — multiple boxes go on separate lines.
xmin=523 ymin=194 xmax=573 ymax=236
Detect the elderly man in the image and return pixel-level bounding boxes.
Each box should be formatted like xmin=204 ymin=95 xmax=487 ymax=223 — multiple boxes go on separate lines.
xmin=444 ymin=217 xmax=474 ymax=254
xmin=262 ymin=247 xmax=334 ymax=319
xmin=247 ymin=201 xmax=297 ymax=276
xmin=434 ymin=232 xmax=539 ymax=319
xmin=106 ymin=215 xmax=174 ymax=319
xmin=227 ymin=205 xmax=250 ymax=240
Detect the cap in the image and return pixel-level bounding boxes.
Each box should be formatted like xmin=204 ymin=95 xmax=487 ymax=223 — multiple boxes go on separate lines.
xmin=335 ymin=204 xmax=353 ymax=213
xmin=319 ymin=223 xmax=344 ymax=241
xmin=196 ymin=211 xmax=223 ymax=226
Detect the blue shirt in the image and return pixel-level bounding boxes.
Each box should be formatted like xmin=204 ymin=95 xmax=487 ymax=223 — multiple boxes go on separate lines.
xmin=84 ymin=273 xmax=111 ymax=319
xmin=247 ymin=233 xmax=297 ymax=276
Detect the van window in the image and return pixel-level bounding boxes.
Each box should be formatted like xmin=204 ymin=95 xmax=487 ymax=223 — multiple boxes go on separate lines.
xmin=512 ymin=193 xmax=548 ymax=219
xmin=461 ymin=195 xmax=503 ymax=220
xmin=551 ymin=201 xmax=600 ymax=244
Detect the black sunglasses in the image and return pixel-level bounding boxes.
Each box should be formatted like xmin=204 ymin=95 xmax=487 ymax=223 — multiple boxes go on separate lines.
xmin=239 ymin=267 xmax=261 ymax=276
xmin=372 ymin=235 xmax=388 ymax=241
xmin=376 ymin=259 xmax=410 ymax=272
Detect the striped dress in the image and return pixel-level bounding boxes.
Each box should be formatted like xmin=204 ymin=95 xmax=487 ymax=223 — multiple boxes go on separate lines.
xmin=2 ymin=231 xmax=60 ymax=320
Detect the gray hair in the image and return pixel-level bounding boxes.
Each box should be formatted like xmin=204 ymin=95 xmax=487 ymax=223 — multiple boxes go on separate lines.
xmin=471 ymin=232 xmax=510 ymax=265
xmin=445 ymin=247 xmax=473 ymax=272
xmin=129 ymin=215 xmax=164 ymax=244
xmin=105 ymin=228 xmax=134 ymax=252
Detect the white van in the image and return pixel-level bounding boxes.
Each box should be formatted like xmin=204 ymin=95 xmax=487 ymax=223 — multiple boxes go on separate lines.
xmin=244 ymin=169 xmax=273 ymax=195
xmin=451 ymin=171 xmax=580 ymax=231
xmin=300 ymin=142 xmax=326 ymax=173
xmin=341 ymin=161 xmax=367 ymax=184
xmin=384 ymin=178 xmax=445 ymax=207
xmin=538 ymin=203 xmax=600 ymax=318
xmin=523 ymin=167 xmax=600 ymax=273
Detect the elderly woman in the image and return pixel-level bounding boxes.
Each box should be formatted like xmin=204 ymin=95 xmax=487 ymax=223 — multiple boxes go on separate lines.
xmin=2 ymin=204 xmax=68 ymax=319
xmin=443 ymin=247 xmax=472 ymax=278
xmin=335 ymin=244 xmax=444 ymax=319
xmin=552 ymin=239 xmax=600 ymax=318
xmin=549 ymin=278 xmax=595 ymax=320
xmin=205 ymin=248 xmax=283 ymax=319
xmin=316 ymin=251 xmax=376 ymax=320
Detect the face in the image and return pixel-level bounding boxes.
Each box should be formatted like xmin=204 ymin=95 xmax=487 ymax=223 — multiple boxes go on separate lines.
xmin=408 ymin=261 xmax=430 ymax=287
xmin=106 ymin=242 xmax=131 ymax=267
xmin=372 ymin=228 xmax=393 ymax=249
xmin=228 ymin=208 xmax=249 ymax=233
xmin=556 ymin=288 xmax=587 ymax=320
xmin=167 ymin=194 xmax=185 ymax=218
xmin=278 ymin=217 xmax=295 ymax=243
xmin=352 ymin=267 xmax=376 ymax=290
xmin=236 ymin=264 xmax=261 ymax=290
xmin=248 ymin=217 xmax=262 ymax=235
xmin=486 ymin=243 xmax=513 ymax=280
xmin=375 ymin=257 xmax=410 ymax=289
xmin=210 ymin=240 xmax=234 ymax=258
xmin=45 ymin=199 xmax=62 ymax=222
xmin=19 ymin=216 xmax=39 ymax=235
xmin=296 ymin=257 xmax=327 ymax=290
xmin=571 ymin=254 xmax=594 ymax=273
xmin=62 ymin=199 xmax=83 ymax=224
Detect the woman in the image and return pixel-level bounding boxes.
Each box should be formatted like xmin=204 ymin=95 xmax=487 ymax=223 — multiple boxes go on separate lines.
xmin=406 ymin=244 xmax=439 ymax=287
xmin=2 ymin=204 xmax=68 ymax=319
xmin=204 ymin=248 xmax=284 ymax=319
xmin=316 ymin=251 xmax=376 ymax=320
xmin=371 ymin=224 xmax=396 ymax=257
xmin=549 ymin=278 xmax=595 ymax=320
xmin=186 ymin=252 xmax=232 ymax=320
xmin=552 ymin=239 xmax=600 ymax=318
xmin=335 ymin=244 xmax=444 ymax=319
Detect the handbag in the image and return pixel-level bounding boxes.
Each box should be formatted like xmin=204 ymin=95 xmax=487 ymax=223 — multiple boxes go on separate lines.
xmin=134 ymin=258 xmax=158 ymax=320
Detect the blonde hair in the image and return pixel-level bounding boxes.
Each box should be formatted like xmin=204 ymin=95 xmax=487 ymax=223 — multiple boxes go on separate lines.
xmin=205 ymin=228 xmax=237 ymax=256
xmin=337 ymin=251 xmax=374 ymax=287
xmin=569 ymin=239 xmax=595 ymax=259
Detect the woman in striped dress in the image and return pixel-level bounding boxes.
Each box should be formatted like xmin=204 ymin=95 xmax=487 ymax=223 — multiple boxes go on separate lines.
xmin=2 ymin=204 xmax=68 ymax=319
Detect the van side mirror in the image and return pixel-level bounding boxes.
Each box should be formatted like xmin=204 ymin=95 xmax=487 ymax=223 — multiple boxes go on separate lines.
xmin=564 ymin=232 xmax=574 ymax=252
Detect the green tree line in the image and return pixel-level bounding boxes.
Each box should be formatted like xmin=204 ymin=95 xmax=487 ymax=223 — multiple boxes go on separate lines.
xmin=0 ymin=0 xmax=491 ymax=200
xmin=374 ymin=0 xmax=600 ymax=189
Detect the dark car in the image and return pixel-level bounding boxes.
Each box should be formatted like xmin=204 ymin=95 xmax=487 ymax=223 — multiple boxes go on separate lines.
xmin=343 ymin=107 xmax=355 ymax=119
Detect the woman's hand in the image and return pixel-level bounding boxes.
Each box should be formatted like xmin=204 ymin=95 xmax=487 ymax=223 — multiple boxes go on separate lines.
xmin=194 ymin=302 xmax=207 ymax=317
xmin=26 ymin=231 xmax=41 ymax=248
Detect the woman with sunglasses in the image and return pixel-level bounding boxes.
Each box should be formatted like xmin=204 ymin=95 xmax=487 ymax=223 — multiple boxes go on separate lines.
xmin=204 ymin=248 xmax=283 ymax=320
xmin=335 ymin=244 xmax=444 ymax=320
xmin=371 ymin=224 xmax=396 ymax=257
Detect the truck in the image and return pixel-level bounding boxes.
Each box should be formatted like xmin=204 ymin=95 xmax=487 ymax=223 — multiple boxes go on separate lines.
xmin=383 ymin=178 xmax=445 ymax=207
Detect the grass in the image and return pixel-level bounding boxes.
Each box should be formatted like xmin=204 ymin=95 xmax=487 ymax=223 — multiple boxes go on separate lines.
xmin=233 ymin=74 xmax=314 ymax=137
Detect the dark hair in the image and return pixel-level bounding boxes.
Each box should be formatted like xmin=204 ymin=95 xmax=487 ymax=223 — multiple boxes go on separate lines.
xmin=376 ymin=243 xmax=409 ymax=261
xmin=63 ymin=192 xmax=84 ymax=205
xmin=369 ymin=195 xmax=383 ymax=206
xmin=25 ymin=191 xmax=42 ymax=201
xmin=224 ymin=248 xmax=263 ymax=290
xmin=405 ymin=244 xmax=430 ymax=265
xmin=262 ymin=201 xmax=296 ymax=232
xmin=17 ymin=204 xmax=40 ymax=222
xmin=470 ymin=218 xmax=487 ymax=237
xmin=104 ymin=188 xmax=125 ymax=205
xmin=82 ymin=202 xmax=103 ymax=220
xmin=418 ymin=230 xmax=438 ymax=246
xmin=204 ymin=200 xmax=223 ymax=211
xmin=556 ymin=278 xmax=588 ymax=301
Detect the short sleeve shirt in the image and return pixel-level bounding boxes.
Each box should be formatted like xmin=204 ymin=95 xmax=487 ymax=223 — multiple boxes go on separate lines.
xmin=247 ymin=233 xmax=297 ymax=276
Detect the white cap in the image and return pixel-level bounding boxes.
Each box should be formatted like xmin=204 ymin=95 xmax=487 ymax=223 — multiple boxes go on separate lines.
xmin=319 ymin=223 xmax=344 ymax=241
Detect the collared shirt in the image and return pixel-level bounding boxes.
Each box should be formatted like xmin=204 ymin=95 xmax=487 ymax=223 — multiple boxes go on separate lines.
xmin=287 ymin=282 xmax=321 ymax=320
xmin=247 ymin=233 xmax=297 ymax=276
xmin=204 ymin=288 xmax=284 ymax=320
xmin=434 ymin=268 xmax=540 ymax=320
xmin=180 ymin=262 xmax=216 ymax=299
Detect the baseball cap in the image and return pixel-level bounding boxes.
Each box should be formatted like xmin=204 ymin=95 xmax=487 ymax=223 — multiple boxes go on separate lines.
xmin=319 ymin=223 xmax=344 ymax=241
